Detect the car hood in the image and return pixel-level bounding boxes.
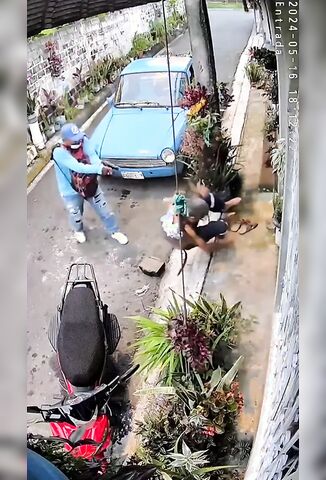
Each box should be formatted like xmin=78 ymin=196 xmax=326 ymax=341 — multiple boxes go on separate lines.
xmin=95 ymin=108 xmax=186 ymax=159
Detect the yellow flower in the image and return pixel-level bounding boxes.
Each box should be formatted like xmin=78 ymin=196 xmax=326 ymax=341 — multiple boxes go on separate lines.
xmin=188 ymin=98 xmax=207 ymax=117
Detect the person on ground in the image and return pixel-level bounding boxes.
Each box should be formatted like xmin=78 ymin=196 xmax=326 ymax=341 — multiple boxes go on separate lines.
xmin=52 ymin=123 xmax=128 ymax=245
xmin=161 ymin=184 xmax=242 ymax=254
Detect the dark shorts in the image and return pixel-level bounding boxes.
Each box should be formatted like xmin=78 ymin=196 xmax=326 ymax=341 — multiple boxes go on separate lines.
xmin=196 ymin=219 xmax=228 ymax=242
xmin=203 ymin=193 xmax=225 ymax=213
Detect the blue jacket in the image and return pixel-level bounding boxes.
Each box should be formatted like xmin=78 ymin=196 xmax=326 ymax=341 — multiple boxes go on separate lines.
xmin=53 ymin=137 xmax=103 ymax=197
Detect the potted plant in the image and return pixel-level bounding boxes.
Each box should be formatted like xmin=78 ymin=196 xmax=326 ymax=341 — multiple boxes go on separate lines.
xmin=42 ymin=89 xmax=66 ymax=131
xmin=27 ymin=90 xmax=45 ymax=150
xmin=39 ymin=106 xmax=55 ymax=140
xmin=273 ymin=193 xmax=283 ymax=246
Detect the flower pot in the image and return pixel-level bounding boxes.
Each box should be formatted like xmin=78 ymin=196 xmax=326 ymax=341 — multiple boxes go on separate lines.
xmin=45 ymin=125 xmax=56 ymax=140
xmin=28 ymin=118 xmax=45 ymax=150
xmin=54 ymin=115 xmax=66 ymax=131
xmin=27 ymin=113 xmax=38 ymax=124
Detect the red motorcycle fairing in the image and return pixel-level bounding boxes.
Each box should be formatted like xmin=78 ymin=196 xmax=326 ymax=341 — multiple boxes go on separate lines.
xmin=50 ymin=415 xmax=111 ymax=460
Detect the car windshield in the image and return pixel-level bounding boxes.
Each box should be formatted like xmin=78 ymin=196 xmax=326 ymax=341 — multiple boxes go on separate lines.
xmin=115 ymin=71 xmax=187 ymax=107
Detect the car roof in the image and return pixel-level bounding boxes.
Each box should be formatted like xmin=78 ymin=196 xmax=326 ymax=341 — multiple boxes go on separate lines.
xmin=121 ymin=56 xmax=192 ymax=75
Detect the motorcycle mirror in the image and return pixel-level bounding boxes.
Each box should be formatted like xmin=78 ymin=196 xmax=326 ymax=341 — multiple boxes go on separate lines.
xmin=119 ymin=364 xmax=139 ymax=384
xmin=27 ymin=406 xmax=42 ymax=414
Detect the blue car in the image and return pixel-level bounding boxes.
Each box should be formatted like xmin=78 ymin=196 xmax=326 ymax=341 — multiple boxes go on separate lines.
xmin=91 ymin=56 xmax=194 ymax=179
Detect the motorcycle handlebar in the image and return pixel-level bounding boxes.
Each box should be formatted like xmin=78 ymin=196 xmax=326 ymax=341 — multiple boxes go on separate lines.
xmin=27 ymin=406 xmax=42 ymax=414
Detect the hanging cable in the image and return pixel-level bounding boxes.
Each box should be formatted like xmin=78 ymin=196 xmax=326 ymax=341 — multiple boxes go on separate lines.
xmin=161 ymin=0 xmax=189 ymax=350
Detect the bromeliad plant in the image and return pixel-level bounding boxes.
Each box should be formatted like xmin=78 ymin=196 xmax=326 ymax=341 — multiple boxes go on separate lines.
xmin=132 ymin=294 xmax=242 ymax=384
xmin=179 ymin=82 xmax=241 ymax=197
xmin=134 ymin=361 xmax=244 ymax=478
xmin=132 ymin=293 xmax=246 ymax=480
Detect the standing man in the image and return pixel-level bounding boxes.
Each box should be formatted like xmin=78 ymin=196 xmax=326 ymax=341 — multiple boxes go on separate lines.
xmin=52 ymin=123 xmax=128 ymax=245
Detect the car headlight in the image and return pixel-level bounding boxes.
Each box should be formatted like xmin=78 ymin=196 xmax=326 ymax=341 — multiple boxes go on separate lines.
xmin=161 ymin=148 xmax=176 ymax=164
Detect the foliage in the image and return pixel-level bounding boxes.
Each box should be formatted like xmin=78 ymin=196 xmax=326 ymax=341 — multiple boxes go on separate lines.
xmin=189 ymin=112 xmax=220 ymax=147
xmin=133 ymin=315 xmax=184 ymax=384
xmin=135 ymin=397 xmax=186 ymax=464
xmin=181 ymin=127 xmax=205 ymax=159
xmin=130 ymin=33 xmax=154 ymax=58
xmin=150 ymin=20 xmax=170 ymax=44
xmin=249 ymin=47 xmax=277 ymax=71
xmin=132 ymin=295 xmax=242 ymax=384
xmin=134 ymin=363 xmax=244 ymax=478
xmin=45 ymin=40 xmax=63 ymax=78
xmin=184 ymin=132 xmax=241 ymax=193
xmin=27 ymin=434 xmax=100 ymax=479
xmin=180 ymin=82 xmax=241 ymax=195
xmin=27 ymin=90 xmax=38 ymax=116
xmin=73 ymin=64 xmax=83 ymax=84
xmin=218 ymin=82 xmax=234 ymax=110
xmin=270 ymin=138 xmax=285 ymax=183
xmin=245 ymin=62 xmax=264 ymax=85
xmin=169 ymin=316 xmax=211 ymax=373
xmin=180 ymin=84 xmax=210 ymax=110
xmin=263 ymin=71 xmax=278 ymax=104
xmin=187 ymin=295 xmax=242 ymax=349
xmin=264 ymin=107 xmax=279 ymax=142
xmin=273 ymin=193 xmax=283 ymax=226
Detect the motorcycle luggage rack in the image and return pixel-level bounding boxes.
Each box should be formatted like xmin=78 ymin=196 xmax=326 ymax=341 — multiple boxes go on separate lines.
xmin=59 ymin=263 xmax=102 ymax=312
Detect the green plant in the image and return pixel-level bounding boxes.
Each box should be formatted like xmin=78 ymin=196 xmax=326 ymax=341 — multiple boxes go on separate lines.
xmin=135 ymin=397 xmax=186 ymax=464
xmin=263 ymin=71 xmax=279 ymax=104
xmin=218 ymin=82 xmax=234 ymax=110
xmin=133 ymin=315 xmax=185 ymax=384
xmin=130 ymin=33 xmax=154 ymax=58
xmin=150 ymin=20 xmax=167 ymax=44
xmin=27 ymin=434 xmax=100 ymax=479
xmin=245 ymin=62 xmax=264 ymax=85
xmin=27 ymin=90 xmax=38 ymax=116
xmin=273 ymin=193 xmax=283 ymax=226
xmin=132 ymin=294 xmax=242 ymax=384
xmin=188 ymin=295 xmax=242 ymax=349
xmin=264 ymin=107 xmax=279 ymax=142
xmin=168 ymin=441 xmax=209 ymax=471
xmin=189 ymin=112 xmax=220 ymax=147
xmin=249 ymin=47 xmax=277 ymax=71
xmin=184 ymin=132 xmax=241 ymax=193
xmin=270 ymin=138 xmax=285 ymax=183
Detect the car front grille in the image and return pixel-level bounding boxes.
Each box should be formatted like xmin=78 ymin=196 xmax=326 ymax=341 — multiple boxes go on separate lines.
xmin=104 ymin=158 xmax=166 ymax=168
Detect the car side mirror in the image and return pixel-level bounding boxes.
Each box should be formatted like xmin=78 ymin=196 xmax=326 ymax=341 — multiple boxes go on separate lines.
xmin=107 ymin=94 xmax=115 ymax=108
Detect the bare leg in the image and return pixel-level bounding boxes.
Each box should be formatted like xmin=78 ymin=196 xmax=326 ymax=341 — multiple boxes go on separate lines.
xmin=224 ymin=197 xmax=242 ymax=210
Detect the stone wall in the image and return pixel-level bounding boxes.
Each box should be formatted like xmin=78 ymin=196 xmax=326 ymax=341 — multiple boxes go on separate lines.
xmin=27 ymin=0 xmax=185 ymax=100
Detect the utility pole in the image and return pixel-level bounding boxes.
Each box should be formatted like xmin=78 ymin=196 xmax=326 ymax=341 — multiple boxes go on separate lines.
xmin=184 ymin=0 xmax=220 ymax=114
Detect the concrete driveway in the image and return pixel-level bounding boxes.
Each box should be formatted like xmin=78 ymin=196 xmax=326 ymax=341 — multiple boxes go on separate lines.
xmin=27 ymin=8 xmax=253 ymax=412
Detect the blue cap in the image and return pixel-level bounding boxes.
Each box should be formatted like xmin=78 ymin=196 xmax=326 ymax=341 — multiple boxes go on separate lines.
xmin=60 ymin=123 xmax=84 ymax=143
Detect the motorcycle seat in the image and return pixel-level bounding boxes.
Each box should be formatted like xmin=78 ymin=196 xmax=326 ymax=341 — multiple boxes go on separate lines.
xmin=58 ymin=286 xmax=105 ymax=388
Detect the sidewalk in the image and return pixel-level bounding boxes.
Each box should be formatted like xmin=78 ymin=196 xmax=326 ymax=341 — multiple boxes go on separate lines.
xmin=202 ymin=87 xmax=277 ymax=438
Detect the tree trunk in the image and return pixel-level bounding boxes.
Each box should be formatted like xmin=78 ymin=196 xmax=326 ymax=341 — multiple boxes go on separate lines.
xmin=184 ymin=0 xmax=220 ymax=115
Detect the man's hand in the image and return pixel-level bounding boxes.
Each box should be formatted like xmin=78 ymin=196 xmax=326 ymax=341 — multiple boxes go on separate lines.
xmin=101 ymin=166 xmax=113 ymax=176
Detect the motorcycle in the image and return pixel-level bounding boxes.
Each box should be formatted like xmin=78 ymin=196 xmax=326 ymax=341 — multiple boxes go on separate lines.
xmin=27 ymin=263 xmax=138 ymax=466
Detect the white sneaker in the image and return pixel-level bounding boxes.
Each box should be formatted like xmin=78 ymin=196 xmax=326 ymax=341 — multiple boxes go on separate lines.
xmin=74 ymin=231 xmax=86 ymax=243
xmin=111 ymin=232 xmax=128 ymax=245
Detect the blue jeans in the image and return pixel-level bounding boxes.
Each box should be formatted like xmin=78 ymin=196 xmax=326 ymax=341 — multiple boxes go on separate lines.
xmin=62 ymin=188 xmax=119 ymax=234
